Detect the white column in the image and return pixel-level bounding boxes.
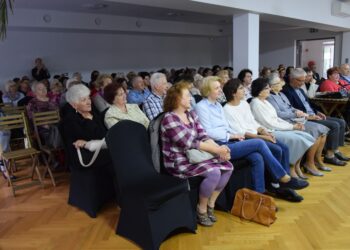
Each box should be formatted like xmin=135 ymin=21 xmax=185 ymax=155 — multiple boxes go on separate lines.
xmin=342 ymin=31 xmax=350 ymax=64
xmin=233 ymin=13 xmax=260 ymax=78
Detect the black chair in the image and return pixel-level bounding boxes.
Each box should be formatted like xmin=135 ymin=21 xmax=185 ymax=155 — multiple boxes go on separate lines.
xmin=58 ymin=122 xmax=116 ymax=218
xmin=106 ymin=120 xmax=196 ymax=250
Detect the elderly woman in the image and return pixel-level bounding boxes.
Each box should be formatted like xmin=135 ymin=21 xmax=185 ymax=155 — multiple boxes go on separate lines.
xmin=91 ymin=74 xmax=113 ymax=112
xmin=195 ymin=76 xmax=308 ymax=198
xmin=62 ymin=84 xmax=116 ymax=216
xmin=319 ymin=67 xmax=350 ymax=93
xmin=104 ymin=82 xmax=149 ymax=129
xmin=250 ymin=78 xmax=317 ymax=179
xmin=26 ymin=82 xmax=57 ymax=118
xmin=267 ymin=73 xmax=330 ymax=176
xmin=62 ymin=84 xmax=111 ymax=168
xmin=2 ymin=80 xmax=24 ymax=106
xmin=161 ymin=82 xmax=233 ymax=227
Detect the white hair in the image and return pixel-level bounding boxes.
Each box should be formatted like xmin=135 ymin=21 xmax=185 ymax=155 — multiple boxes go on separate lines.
xmin=4 ymin=80 xmax=16 ymax=92
xmin=268 ymin=72 xmax=281 ymax=86
xmin=31 ymin=81 xmax=46 ymax=93
xmin=290 ymin=68 xmax=306 ymax=79
xmin=66 ymin=84 xmax=90 ymax=104
xmin=150 ymin=72 xmax=166 ymax=89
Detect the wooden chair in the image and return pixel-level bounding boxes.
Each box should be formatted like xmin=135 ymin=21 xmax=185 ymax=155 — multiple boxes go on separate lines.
xmin=0 ymin=112 xmax=43 ymax=196
xmin=32 ymin=110 xmax=61 ymax=187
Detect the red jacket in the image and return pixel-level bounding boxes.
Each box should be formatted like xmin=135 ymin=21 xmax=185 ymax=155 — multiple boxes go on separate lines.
xmin=319 ymin=79 xmax=350 ymax=92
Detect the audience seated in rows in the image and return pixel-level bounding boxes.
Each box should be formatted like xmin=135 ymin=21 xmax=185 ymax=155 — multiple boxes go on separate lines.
xmin=266 ymin=73 xmax=330 ymax=176
xmin=194 ymin=76 xmax=308 ymax=199
xmin=282 ymin=68 xmax=349 ymax=166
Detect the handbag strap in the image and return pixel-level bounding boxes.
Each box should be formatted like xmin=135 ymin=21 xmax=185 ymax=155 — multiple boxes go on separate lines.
xmin=77 ymin=143 xmax=103 ymax=167
xmin=240 ymin=193 xmax=263 ymax=221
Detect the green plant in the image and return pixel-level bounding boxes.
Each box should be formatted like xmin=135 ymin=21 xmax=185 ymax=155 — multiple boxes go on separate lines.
xmin=0 ymin=0 xmax=14 ymax=40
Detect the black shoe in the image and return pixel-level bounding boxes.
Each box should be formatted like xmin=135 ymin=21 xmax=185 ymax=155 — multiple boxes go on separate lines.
xmin=280 ymin=177 xmax=309 ymax=190
xmin=324 ymin=156 xmax=347 ymax=166
xmin=267 ymin=187 xmax=303 ymax=203
xmin=335 ymin=152 xmax=350 ymax=162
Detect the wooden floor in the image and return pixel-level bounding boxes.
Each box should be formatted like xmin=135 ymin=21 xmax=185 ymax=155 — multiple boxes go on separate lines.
xmin=2 ymin=146 xmax=350 ymax=250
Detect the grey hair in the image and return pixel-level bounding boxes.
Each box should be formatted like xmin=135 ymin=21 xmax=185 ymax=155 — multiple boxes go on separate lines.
xmin=290 ymin=68 xmax=306 ymax=79
xmin=66 ymin=84 xmax=90 ymax=104
xmin=31 ymin=81 xmax=46 ymax=93
xmin=268 ymin=72 xmax=282 ymax=86
xmin=150 ymin=72 xmax=166 ymax=89
xmin=4 ymin=80 xmax=17 ymax=92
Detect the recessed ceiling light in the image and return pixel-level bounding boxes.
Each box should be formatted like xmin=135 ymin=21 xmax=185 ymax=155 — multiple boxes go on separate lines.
xmin=166 ymin=12 xmax=184 ymax=17
xmin=82 ymin=3 xmax=108 ymax=10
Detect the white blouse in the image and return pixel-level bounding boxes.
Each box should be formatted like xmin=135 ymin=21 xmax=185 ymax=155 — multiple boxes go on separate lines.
xmin=223 ymin=100 xmax=262 ymax=135
xmin=250 ymin=98 xmax=294 ymax=131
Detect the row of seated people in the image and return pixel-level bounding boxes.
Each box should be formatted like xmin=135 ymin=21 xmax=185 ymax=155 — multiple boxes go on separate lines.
xmin=1 ymin=66 xmax=349 ymax=225
xmin=58 ymin=68 xmax=348 ymax=227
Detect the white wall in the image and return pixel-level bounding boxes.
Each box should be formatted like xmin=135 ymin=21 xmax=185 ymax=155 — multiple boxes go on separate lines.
xmin=0 ymin=29 xmax=219 ymax=87
xmin=259 ymin=29 xmax=342 ymax=69
xmin=341 ymin=31 xmax=350 ymax=64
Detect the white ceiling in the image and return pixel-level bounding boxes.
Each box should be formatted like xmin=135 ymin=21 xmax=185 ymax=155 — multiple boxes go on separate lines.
xmin=12 ymin=0 xmax=342 ymax=32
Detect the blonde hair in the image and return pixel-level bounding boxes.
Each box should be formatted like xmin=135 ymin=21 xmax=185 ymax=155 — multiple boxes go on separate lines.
xmin=216 ymin=70 xmax=229 ymax=84
xmin=96 ymin=74 xmax=112 ymax=88
xmin=200 ymin=76 xmax=220 ymax=97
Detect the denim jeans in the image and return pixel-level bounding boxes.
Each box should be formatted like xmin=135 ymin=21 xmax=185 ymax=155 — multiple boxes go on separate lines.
xmin=217 ymin=139 xmax=287 ymax=193
xmin=0 ymin=130 xmax=11 ymax=153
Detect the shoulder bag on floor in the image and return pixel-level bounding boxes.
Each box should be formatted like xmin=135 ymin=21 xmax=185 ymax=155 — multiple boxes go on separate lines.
xmin=231 ymin=188 xmax=277 ymax=226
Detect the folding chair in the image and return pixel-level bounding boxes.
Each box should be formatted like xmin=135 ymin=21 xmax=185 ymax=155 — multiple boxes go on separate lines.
xmin=0 ymin=112 xmax=43 ymax=196
xmin=32 ymin=110 xmax=61 ymax=187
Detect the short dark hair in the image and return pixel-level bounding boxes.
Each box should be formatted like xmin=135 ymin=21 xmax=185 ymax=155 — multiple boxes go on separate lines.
xmin=138 ymin=71 xmax=151 ymax=79
xmin=251 ymin=78 xmax=269 ymax=97
xmin=223 ymin=78 xmax=243 ymax=102
xmin=327 ymin=67 xmax=339 ymax=78
xmin=238 ymin=69 xmax=253 ymax=82
xmin=103 ymin=82 xmax=126 ymax=104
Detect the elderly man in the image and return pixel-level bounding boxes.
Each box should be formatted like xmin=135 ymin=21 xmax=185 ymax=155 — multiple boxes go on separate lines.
xmin=339 ymin=63 xmax=350 ymax=85
xmin=283 ymin=68 xmax=349 ymax=166
xmin=127 ymin=76 xmax=150 ymax=105
xmin=143 ymin=72 xmax=168 ymax=120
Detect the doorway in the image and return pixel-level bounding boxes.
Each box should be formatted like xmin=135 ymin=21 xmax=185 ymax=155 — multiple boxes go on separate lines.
xmin=296 ymin=38 xmax=335 ymax=78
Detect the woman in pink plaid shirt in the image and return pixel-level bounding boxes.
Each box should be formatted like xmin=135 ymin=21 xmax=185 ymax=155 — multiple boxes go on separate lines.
xmin=161 ymin=82 xmax=233 ymax=227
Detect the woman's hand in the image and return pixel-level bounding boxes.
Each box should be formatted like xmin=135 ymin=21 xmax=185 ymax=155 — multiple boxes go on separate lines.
xmin=73 ymin=139 xmax=87 ymax=149
xmin=295 ymin=110 xmax=307 ymax=117
xmin=293 ymin=123 xmax=304 ymax=130
xmin=230 ymin=134 xmax=245 ymax=141
xmin=259 ymin=134 xmax=276 ymax=143
xmin=216 ymin=145 xmax=231 ymax=161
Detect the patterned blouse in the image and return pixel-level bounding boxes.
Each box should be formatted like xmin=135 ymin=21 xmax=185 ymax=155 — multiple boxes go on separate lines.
xmin=26 ymin=97 xmax=58 ymax=119
xmin=161 ymin=110 xmax=233 ymax=178
xmin=104 ymin=104 xmax=149 ymax=129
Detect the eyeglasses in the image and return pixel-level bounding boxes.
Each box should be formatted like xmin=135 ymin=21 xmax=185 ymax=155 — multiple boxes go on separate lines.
xmin=295 ymin=78 xmax=305 ymax=82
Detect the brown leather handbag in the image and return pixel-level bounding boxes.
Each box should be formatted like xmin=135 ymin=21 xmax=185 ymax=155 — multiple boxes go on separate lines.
xmin=231 ymin=188 xmax=277 ymax=226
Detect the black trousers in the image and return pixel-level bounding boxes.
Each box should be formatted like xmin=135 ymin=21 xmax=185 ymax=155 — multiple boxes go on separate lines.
xmin=312 ymin=116 xmax=345 ymax=150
